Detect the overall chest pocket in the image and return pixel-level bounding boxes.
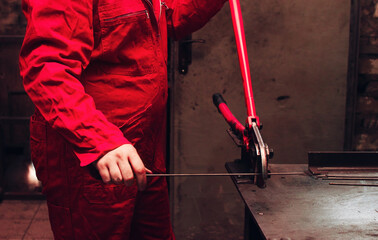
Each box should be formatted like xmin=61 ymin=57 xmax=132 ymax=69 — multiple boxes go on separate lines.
xmin=97 ymin=0 xmax=158 ymax=76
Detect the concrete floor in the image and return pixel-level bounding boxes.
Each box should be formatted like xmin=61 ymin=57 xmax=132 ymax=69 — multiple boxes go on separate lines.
xmin=0 ymin=199 xmax=244 ymax=240
xmin=0 ymin=200 xmax=53 ymax=240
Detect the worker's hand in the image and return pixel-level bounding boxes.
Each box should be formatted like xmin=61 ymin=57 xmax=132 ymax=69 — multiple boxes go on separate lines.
xmin=94 ymin=144 xmax=151 ymax=191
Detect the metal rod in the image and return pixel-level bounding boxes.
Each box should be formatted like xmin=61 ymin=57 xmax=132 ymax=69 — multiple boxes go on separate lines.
xmin=323 ymin=174 xmax=378 ymax=178
xmin=147 ymin=172 xmax=305 ymax=177
xmin=329 ymin=182 xmax=378 ymax=187
xmin=317 ymin=167 xmax=378 ymax=171
xmin=323 ymin=177 xmax=378 ymax=181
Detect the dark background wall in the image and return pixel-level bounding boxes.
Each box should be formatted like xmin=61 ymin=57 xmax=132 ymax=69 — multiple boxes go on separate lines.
xmin=0 ymin=0 xmax=28 ymax=115
xmin=0 ymin=0 xmax=25 ymax=35
xmin=169 ymin=0 xmax=377 ymax=239
xmin=354 ymin=0 xmax=378 ymax=150
xmin=0 ymin=0 xmax=33 ymax=195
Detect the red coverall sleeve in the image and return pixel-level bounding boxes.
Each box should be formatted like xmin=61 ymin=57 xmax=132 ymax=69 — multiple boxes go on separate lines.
xmin=19 ymin=0 xmax=130 ymax=166
xmin=165 ymin=0 xmax=227 ymax=39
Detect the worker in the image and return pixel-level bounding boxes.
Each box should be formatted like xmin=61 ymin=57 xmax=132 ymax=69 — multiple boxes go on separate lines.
xmin=19 ymin=0 xmax=226 ymax=239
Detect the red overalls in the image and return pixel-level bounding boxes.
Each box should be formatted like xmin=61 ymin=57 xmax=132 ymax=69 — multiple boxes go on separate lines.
xmin=19 ymin=0 xmax=225 ymax=239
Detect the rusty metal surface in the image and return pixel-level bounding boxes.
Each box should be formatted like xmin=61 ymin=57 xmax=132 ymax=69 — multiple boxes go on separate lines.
xmin=227 ymin=162 xmax=378 ymax=240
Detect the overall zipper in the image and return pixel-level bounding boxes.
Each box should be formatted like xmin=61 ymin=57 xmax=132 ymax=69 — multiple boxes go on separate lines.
xmin=104 ymin=10 xmax=149 ymax=22
xmin=161 ymin=1 xmax=169 ymax=10
xmin=159 ymin=1 xmax=169 ymax=22
xmin=143 ymin=0 xmax=155 ymax=23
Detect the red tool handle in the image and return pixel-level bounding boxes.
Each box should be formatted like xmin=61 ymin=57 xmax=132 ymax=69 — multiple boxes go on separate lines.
xmin=213 ymin=93 xmax=245 ymax=135
xmin=229 ymin=0 xmax=259 ymax=127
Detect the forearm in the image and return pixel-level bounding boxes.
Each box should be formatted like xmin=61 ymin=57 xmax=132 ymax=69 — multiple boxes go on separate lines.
xmin=166 ymin=0 xmax=227 ymax=39
xmin=20 ymin=0 xmax=129 ymax=166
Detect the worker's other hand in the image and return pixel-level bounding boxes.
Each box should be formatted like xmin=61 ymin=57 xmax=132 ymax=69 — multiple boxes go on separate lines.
xmin=94 ymin=144 xmax=151 ymax=191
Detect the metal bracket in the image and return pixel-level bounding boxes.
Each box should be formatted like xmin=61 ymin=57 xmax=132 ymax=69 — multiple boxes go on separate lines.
xmin=178 ymin=35 xmax=206 ymax=74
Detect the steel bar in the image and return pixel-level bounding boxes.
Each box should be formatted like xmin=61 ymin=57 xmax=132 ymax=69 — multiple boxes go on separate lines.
xmin=329 ymin=182 xmax=378 ymax=187
xmin=147 ymin=172 xmax=305 ymax=177
xmin=322 ymin=174 xmax=378 ymax=181
xmin=317 ymin=167 xmax=378 ymax=171
xmin=308 ymin=151 xmax=378 ymax=176
xmin=323 ymin=177 xmax=378 ymax=181
xmin=322 ymin=174 xmax=378 ymax=178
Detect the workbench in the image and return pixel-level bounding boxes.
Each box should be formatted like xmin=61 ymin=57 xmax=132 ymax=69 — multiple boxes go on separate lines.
xmin=226 ymin=162 xmax=378 ymax=240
